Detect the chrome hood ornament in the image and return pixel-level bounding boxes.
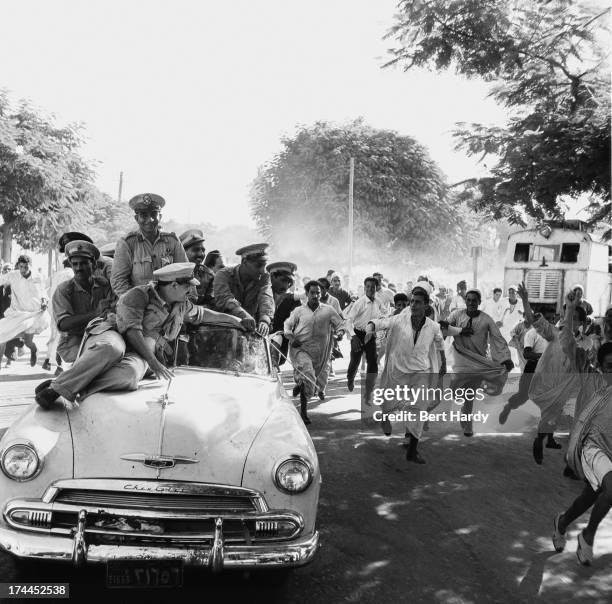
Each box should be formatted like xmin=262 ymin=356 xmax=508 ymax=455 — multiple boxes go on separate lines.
xmin=120 ymin=453 xmax=199 ymax=470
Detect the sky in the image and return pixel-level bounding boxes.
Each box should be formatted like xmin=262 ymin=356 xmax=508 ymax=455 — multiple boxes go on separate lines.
xmin=0 ymin=0 xmax=510 ymax=228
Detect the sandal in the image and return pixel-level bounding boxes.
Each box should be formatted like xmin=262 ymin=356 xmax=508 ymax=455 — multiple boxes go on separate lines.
xmin=577 ymin=531 xmax=593 ymax=566
xmin=552 ymin=513 xmax=566 ymax=552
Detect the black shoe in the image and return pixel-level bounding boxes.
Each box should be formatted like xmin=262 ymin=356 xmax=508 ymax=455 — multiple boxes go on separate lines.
xmin=30 ymin=349 xmax=37 ymax=367
xmin=42 ymin=359 xmax=51 ymax=371
xmin=292 ymin=384 xmax=300 ymax=397
xmin=546 ymin=437 xmax=562 ymax=450
xmin=35 ymin=379 xmax=53 ymax=395
xmin=35 ymin=387 xmax=60 ymax=410
xmin=406 ymin=451 xmax=426 ymax=464
xmin=318 ymin=391 xmax=325 ymax=401
xmin=563 ymin=465 xmax=579 ymax=480
xmin=498 ymin=404 xmax=511 ymax=425
xmin=347 ymin=377 xmax=354 ymax=392
xmin=533 ymin=437 xmax=544 ymax=465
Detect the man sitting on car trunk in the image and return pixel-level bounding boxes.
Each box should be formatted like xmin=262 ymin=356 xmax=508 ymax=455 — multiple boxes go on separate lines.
xmin=35 ymin=263 xmax=245 ymax=409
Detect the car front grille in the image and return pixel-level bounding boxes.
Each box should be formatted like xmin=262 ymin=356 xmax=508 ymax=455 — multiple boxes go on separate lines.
xmin=53 ymin=489 xmax=257 ymax=513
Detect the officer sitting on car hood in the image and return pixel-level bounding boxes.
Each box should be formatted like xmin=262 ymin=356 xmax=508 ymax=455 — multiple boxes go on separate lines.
xmin=35 ymin=263 xmax=247 ymax=409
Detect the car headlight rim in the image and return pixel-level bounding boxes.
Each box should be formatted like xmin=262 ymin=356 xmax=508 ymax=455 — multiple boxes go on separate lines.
xmin=1 ymin=443 xmax=42 ymax=482
xmin=273 ymin=455 xmax=314 ymax=494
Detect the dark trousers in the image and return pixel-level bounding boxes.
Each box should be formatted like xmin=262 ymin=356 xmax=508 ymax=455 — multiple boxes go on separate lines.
xmin=347 ymin=329 xmax=378 ymax=380
xmin=508 ymin=358 xmax=538 ymax=408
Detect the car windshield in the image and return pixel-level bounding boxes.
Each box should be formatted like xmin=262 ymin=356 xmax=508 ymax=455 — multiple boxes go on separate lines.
xmin=185 ymin=325 xmax=271 ymax=377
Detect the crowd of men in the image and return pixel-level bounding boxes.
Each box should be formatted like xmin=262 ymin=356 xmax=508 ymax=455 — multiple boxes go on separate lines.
xmin=0 ymin=191 xmax=610 ymax=566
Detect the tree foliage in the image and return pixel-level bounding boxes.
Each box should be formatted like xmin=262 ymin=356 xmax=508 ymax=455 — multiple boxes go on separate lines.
xmin=0 ymin=91 xmax=115 ymax=260
xmin=385 ymin=0 xmax=611 ymax=226
xmin=250 ymin=119 xmax=488 ymax=269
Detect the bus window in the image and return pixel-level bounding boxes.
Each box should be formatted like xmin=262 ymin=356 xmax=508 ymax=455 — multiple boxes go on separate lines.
xmin=514 ymin=243 xmax=531 ymax=262
xmin=532 ymin=244 xmax=559 ymax=262
xmin=560 ymin=243 xmax=580 ymax=263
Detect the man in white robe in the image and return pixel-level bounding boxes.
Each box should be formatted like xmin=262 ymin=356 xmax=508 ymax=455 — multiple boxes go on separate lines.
xmin=284 ymin=280 xmax=344 ymax=424
xmin=443 ymin=288 xmax=513 ymax=436
xmin=0 ymin=255 xmax=50 ymax=368
xmin=365 ymin=285 xmax=446 ymax=464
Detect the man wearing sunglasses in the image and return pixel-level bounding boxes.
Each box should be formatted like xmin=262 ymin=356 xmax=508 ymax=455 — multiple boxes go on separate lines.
xmin=214 ymin=243 xmax=275 ymax=337
xmin=111 ymin=193 xmax=187 ymax=296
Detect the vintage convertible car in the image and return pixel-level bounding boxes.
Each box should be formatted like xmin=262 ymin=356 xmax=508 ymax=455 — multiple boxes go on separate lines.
xmin=0 ymin=319 xmax=320 ymax=586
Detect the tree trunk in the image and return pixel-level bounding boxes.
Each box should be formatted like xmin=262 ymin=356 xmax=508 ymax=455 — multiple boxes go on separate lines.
xmin=1 ymin=221 xmax=13 ymax=265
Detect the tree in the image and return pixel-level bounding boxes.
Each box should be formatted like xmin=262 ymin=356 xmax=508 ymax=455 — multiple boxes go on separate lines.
xmin=250 ymin=119 xmax=484 ymax=271
xmin=0 ymin=91 xmax=96 ymax=261
xmin=384 ymin=0 xmax=611 ymax=226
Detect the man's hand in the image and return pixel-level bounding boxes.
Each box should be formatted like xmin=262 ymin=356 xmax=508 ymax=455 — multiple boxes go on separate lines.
xmin=40 ymin=299 xmax=48 ymax=311
xmin=148 ymin=357 xmax=174 ymax=381
xmin=256 ymin=321 xmax=269 ymax=337
xmin=351 ymin=335 xmax=363 ymax=353
xmin=460 ymin=326 xmax=474 ymax=336
xmin=501 ymin=359 xmax=514 ymax=373
xmin=364 ymin=325 xmax=375 ymax=345
xmin=241 ymin=317 xmax=256 ymax=331
xmin=439 ymin=320 xmax=449 ymax=330
xmin=517 ymin=282 xmax=528 ymax=302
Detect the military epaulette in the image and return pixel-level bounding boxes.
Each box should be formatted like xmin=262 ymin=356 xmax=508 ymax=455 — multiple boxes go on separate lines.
xmin=160 ymin=230 xmax=179 ymax=239
xmin=123 ymin=231 xmax=140 ymax=240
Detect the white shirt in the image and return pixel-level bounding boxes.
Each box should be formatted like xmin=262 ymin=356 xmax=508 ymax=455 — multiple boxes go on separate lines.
xmin=0 ymin=270 xmax=47 ymax=313
xmin=523 ymin=327 xmax=548 ymax=355
xmin=449 ymin=294 xmax=466 ymax=312
xmin=346 ymin=295 xmax=387 ymax=335
xmin=481 ymin=296 xmax=507 ymax=323
xmin=373 ymin=312 xmax=445 ymax=373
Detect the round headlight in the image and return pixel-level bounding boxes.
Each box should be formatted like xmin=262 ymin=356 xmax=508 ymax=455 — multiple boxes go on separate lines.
xmin=274 ymin=457 xmax=313 ymax=494
xmin=1 ymin=444 xmax=40 ymax=481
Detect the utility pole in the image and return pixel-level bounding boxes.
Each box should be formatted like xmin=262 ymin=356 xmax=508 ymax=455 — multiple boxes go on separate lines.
xmin=117 ymin=171 xmax=124 ymax=203
xmin=348 ymin=157 xmax=354 ymax=288
xmin=471 ymin=246 xmax=482 ymax=288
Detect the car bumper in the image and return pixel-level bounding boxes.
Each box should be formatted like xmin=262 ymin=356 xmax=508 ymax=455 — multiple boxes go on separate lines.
xmin=0 ymin=525 xmax=319 ymax=569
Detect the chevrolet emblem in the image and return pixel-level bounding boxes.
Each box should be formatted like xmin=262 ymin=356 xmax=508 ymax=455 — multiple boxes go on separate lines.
xmin=121 ymin=453 xmax=199 ymax=469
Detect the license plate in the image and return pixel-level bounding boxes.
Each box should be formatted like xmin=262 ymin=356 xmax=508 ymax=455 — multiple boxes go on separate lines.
xmin=106 ymin=560 xmax=183 ymax=588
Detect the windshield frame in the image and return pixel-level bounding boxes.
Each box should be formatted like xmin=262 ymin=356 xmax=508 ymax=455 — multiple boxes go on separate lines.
xmin=179 ymin=324 xmax=273 ymax=377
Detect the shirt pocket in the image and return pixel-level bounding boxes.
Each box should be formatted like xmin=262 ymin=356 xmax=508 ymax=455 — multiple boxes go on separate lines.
xmin=133 ymin=253 xmax=153 ymax=285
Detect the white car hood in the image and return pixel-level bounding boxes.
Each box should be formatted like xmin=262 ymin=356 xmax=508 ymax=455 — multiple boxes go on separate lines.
xmin=68 ymin=368 xmax=278 ymax=484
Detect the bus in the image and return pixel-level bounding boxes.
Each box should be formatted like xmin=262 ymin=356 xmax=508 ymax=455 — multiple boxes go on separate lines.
xmin=504 ymin=220 xmax=612 ymax=318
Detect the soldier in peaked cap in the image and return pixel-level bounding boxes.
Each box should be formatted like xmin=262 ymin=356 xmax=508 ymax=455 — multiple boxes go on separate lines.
xmin=35 ymin=262 xmax=243 ymax=409
xmin=111 ymin=193 xmax=187 ymax=297
xmin=214 ymin=243 xmax=275 ymax=336
xmin=51 ymin=240 xmax=116 ymax=364
xmin=179 ymin=229 xmax=214 ymax=308
xmin=268 ymin=262 xmax=301 ymax=367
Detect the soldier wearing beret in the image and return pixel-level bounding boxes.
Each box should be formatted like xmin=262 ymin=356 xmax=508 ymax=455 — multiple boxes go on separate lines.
xmin=213 ymin=243 xmax=275 ymax=336
xmin=268 ymin=262 xmax=301 ymax=367
xmin=52 ymin=240 xmax=116 ymax=364
xmin=35 ymin=263 xmax=241 ymax=409
xmin=179 ymin=228 xmax=215 ymax=308
xmin=111 ymin=193 xmax=187 ymax=296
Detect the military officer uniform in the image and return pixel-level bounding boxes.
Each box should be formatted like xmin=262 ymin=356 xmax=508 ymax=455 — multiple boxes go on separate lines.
xmin=52 ymin=241 xmax=116 ymax=363
xmin=268 ymin=261 xmax=301 ymax=367
xmin=179 ymin=229 xmax=215 ymax=307
xmin=111 ymin=193 xmax=187 ymax=296
xmin=35 ymin=264 xmax=227 ymax=408
xmin=213 ymin=243 xmax=275 ymax=327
